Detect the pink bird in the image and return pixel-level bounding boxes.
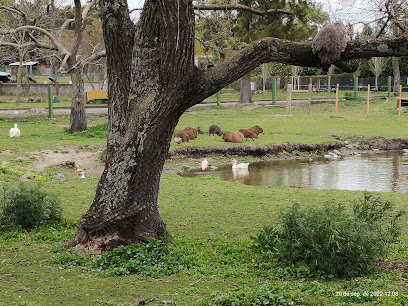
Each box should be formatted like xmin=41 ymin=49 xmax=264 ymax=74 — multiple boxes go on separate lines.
xmin=201 ymin=158 xmax=209 ymax=171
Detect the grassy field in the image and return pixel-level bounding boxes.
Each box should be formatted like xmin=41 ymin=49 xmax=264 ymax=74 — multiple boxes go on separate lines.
xmin=1 ymin=98 xmax=408 ymax=305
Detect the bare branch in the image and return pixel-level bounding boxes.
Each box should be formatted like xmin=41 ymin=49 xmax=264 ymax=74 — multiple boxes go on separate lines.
xmin=58 ymin=19 xmax=75 ymax=40
xmin=3 ymin=25 xmax=67 ymax=53
xmin=195 ymin=37 xmax=224 ymax=54
xmin=193 ymin=3 xmax=292 ymax=16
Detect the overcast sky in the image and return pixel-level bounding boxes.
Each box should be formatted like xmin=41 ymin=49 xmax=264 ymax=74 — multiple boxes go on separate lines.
xmin=127 ymin=0 xmax=376 ymax=26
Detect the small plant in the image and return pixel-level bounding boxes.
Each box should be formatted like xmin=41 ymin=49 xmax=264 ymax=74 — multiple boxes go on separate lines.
xmin=344 ymin=91 xmax=353 ymax=100
xmin=0 ymin=182 xmax=62 ymax=231
xmin=92 ymin=236 xmax=191 ymax=277
xmin=251 ymin=193 xmax=404 ymax=278
xmin=200 ymin=283 xmax=295 ymax=305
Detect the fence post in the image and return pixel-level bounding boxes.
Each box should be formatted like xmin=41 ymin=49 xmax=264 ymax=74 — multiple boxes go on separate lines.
xmin=272 ymin=78 xmax=277 ymax=105
xmin=335 ymin=83 xmax=339 ymax=116
xmin=388 ymin=76 xmax=392 ymax=98
xmin=366 ymin=84 xmax=370 ymax=117
xmin=399 ymin=85 xmax=402 ymax=118
xmin=48 ymin=85 xmax=53 ymax=119
xmin=354 ymin=76 xmax=358 ymax=100
xmin=307 ymin=83 xmax=312 ymax=116
xmin=216 ymin=91 xmax=221 ymax=107
xmin=287 ymin=84 xmax=292 ymax=115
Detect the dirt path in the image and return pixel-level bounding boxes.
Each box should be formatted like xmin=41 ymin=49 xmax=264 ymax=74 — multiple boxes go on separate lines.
xmin=30 ymin=145 xmax=105 ymax=176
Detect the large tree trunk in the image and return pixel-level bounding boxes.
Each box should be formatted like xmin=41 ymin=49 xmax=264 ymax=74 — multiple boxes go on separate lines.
xmin=67 ymin=0 xmax=197 ymax=255
xmin=239 ymin=71 xmax=253 ymax=104
xmin=392 ymin=57 xmax=400 ymax=97
xmin=69 ymin=67 xmax=87 ymax=133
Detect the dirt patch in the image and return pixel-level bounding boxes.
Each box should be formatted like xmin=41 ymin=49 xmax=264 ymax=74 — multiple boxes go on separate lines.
xmin=376 ymin=261 xmax=408 ymax=272
xmin=30 ymin=145 xmax=105 ymax=176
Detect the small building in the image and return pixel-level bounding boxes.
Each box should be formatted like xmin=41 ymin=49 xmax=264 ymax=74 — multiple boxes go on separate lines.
xmin=8 ymin=61 xmax=39 ymax=76
xmin=0 ymin=71 xmax=11 ymax=83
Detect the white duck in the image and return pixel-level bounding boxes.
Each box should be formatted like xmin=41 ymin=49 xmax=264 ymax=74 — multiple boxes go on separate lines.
xmin=232 ymin=159 xmax=249 ymax=170
xmin=9 ymin=123 xmax=21 ymax=138
xmin=76 ymin=168 xmax=86 ymax=179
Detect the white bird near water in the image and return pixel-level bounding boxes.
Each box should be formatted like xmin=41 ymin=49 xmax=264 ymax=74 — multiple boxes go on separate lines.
xmin=232 ymin=159 xmax=249 ymax=170
xmin=9 ymin=123 xmax=21 ymax=138
xmin=76 ymin=168 xmax=86 ymax=179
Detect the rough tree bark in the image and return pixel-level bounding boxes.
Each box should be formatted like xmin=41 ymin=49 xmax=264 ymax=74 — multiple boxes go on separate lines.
xmin=392 ymin=57 xmax=400 ymax=97
xmin=69 ymin=66 xmax=87 ymax=132
xmin=66 ymin=0 xmax=408 ymax=255
xmin=239 ymin=72 xmax=253 ymax=104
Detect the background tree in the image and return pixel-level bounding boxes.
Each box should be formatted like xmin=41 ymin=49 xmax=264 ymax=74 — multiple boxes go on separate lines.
xmin=0 ymin=0 xmax=105 ymax=133
xmin=0 ymin=2 xmax=45 ymax=104
xmin=369 ymin=57 xmax=385 ymax=91
xmin=234 ymin=0 xmax=328 ymax=103
xmin=62 ymin=0 xmax=408 ymax=255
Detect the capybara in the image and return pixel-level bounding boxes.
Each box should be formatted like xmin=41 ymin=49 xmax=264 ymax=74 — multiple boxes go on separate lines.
xmin=246 ymin=125 xmax=263 ymax=136
xmin=183 ymin=126 xmax=197 ymax=139
xmin=173 ymin=130 xmax=190 ymax=143
xmin=222 ymin=131 xmax=244 ymax=143
xmin=239 ymin=128 xmax=258 ymax=141
xmin=209 ymin=124 xmax=223 ymax=136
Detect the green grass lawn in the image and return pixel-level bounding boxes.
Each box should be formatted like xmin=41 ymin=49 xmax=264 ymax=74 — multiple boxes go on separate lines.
xmin=1 ymin=99 xmax=408 ymax=305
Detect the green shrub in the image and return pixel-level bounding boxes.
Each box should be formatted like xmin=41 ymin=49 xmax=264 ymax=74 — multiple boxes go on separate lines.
xmin=251 ymin=193 xmax=404 ymax=278
xmin=200 ymin=283 xmax=295 ymax=305
xmin=344 ymin=91 xmax=353 ymax=100
xmin=0 ymin=183 xmax=62 ymax=231
xmin=92 ymin=236 xmax=191 ymax=277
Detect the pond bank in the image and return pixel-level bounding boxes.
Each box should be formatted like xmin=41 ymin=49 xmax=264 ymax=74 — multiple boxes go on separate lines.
xmin=168 ymin=137 xmax=408 ymax=159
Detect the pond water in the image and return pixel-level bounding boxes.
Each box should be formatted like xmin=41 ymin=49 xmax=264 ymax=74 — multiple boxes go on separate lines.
xmin=179 ymin=151 xmax=408 ymax=192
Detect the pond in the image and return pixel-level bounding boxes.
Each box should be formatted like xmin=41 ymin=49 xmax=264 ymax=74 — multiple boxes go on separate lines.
xmin=178 ymin=151 xmax=408 ymax=192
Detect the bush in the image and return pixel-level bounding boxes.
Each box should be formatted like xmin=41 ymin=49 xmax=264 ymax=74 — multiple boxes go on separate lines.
xmin=92 ymin=236 xmax=191 ymax=277
xmin=344 ymin=91 xmax=353 ymax=100
xmin=251 ymin=193 xmax=404 ymax=278
xmin=0 ymin=183 xmax=62 ymax=231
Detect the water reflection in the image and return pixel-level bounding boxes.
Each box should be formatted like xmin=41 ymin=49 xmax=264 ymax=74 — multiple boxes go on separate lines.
xmin=179 ymin=151 xmax=408 ymax=192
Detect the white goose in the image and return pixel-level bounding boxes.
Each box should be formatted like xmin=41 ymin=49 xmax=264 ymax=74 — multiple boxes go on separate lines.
xmin=232 ymin=159 xmax=249 ymax=170
xmin=9 ymin=123 xmax=21 ymax=138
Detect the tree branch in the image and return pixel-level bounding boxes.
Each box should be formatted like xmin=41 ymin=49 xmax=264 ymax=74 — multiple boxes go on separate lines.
xmin=193 ymin=3 xmax=292 ymax=16
xmin=3 ymin=25 xmax=66 ymax=53
xmin=194 ymin=35 xmax=408 ymax=102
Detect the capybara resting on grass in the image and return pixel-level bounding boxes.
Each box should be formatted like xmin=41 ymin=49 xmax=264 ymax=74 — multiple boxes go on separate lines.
xmin=246 ymin=125 xmax=263 ymax=136
xmin=239 ymin=128 xmax=258 ymax=141
xmin=183 ymin=126 xmax=197 ymax=139
xmin=173 ymin=130 xmax=190 ymax=143
xmin=209 ymin=124 xmax=223 ymax=136
xmin=222 ymin=131 xmax=244 ymax=143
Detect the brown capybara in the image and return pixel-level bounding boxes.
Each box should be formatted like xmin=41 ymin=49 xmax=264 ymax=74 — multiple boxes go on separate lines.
xmin=222 ymin=131 xmax=244 ymax=143
xmin=173 ymin=130 xmax=190 ymax=143
xmin=209 ymin=124 xmax=223 ymax=136
xmin=183 ymin=126 xmax=197 ymax=139
xmin=183 ymin=129 xmax=197 ymax=140
xmin=246 ymin=125 xmax=264 ymax=136
xmin=239 ymin=128 xmax=258 ymax=141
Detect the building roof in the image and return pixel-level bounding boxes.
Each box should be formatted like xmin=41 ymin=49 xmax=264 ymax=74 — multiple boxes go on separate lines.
xmin=8 ymin=61 xmax=39 ymax=66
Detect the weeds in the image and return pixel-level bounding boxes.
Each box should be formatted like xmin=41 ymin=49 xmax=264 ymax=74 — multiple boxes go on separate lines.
xmin=0 ymin=182 xmax=62 ymax=231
